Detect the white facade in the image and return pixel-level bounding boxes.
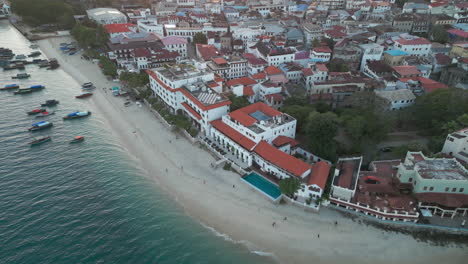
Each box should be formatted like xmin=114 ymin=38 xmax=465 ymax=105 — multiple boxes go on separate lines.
xmin=86 ymin=8 xmax=128 ymax=25
xmin=161 ymin=36 xmax=188 ymax=59
xmin=394 ymin=39 xmax=431 ymax=57
xmin=375 ymin=89 xmax=416 ymax=110
xmin=232 ymin=27 xmax=264 ymax=48
xmin=137 ymin=19 xmax=164 ymax=35
xmin=442 ymin=128 xmax=468 ymax=163
xmin=148 ymin=64 xmax=230 ymax=134
xmin=359 ymin=43 xmax=384 ymax=72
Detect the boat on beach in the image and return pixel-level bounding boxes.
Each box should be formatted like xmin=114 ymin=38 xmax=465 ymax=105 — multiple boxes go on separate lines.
xmin=41 ymin=99 xmax=59 ymax=107
xmin=63 ymin=111 xmax=91 ymax=120
xmin=75 ymin=92 xmax=93 ymax=99
xmin=29 ymin=44 xmax=39 ymax=49
xmin=28 ymin=121 xmax=53 ymax=131
xmin=12 ymin=73 xmax=30 ymax=79
xmin=27 ymin=108 xmax=46 ymax=115
xmin=3 ymin=62 xmax=25 ymax=70
xmin=82 ymin=82 xmax=94 ymax=88
xmin=28 ymin=51 xmax=41 ymax=57
xmin=35 ymin=111 xmax=55 ymax=118
xmin=0 ymin=84 xmax=19 ymax=90
xmin=29 ymin=136 xmax=51 ymax=146
xmin=14 ymin=88 xmax=33 ymax=94
xmin=70 ymin=136 xmax=84 ymax=143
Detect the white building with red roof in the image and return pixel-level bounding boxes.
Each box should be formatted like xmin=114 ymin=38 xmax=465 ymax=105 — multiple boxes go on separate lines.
xmin=296 ymin=161 xmax=332 ymax=200
xmin=147 ymin=63 xmax=231 ymax=135
xmin=393 ymin=34 xmax=431 ymax=57
xmin=103 ymin=23 xmax=137 ymax=38
xmin=161 ymin=36 xmax=188 ymax=59
xmin=310 ymin=46 xmax=332 ymax=62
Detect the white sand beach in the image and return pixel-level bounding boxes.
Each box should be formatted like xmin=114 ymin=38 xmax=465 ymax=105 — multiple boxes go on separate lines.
xmin=38 ymin=36 xmax=467 ymax=264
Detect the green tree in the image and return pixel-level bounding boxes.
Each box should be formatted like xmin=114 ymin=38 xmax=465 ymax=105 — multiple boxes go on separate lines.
xmin=193 ymin=32 xmax=207 ymax=44
xmin=306 ymin=111 xmax=340 ymax=161
xmin=98 ymin=56 xmax=117 ymax=77
xmin=228 ymin=95 xmax=250 ymax=111
xmin=311 ymin=38 xmax=320 ymax=48
xmin=283 ymin=96 xmax=308 ymax=107
xmin=279 ymin=177 xmax=301 ymax=198
xmin=120 ymin=72 xmax=149 ymax=88
xmin=281 ymin=105 xmax=314 ymax=132
xmin=11 ymin=0 xmax=75 ymax=28
xmin=430 ymin=25 xmax=449 ymax=44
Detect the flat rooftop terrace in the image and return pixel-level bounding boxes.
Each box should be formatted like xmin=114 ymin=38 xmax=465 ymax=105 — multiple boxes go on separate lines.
xmin=157 ymin=64 xmax=205 ymax=81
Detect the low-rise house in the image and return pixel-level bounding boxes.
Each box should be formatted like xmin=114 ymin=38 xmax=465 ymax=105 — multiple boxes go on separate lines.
xmin=375 ymin=89 xmax=416 ymax=110
xmin=310 ymin=46 xmax=332 ymax=63
xmin=449 ymin=41 xmax=468 ymax=58
xmin=383 ymin=49 xmax=408 ymax=66
xmin=161 ymin=36 xmax=188 ymax=59
xmin=103 ymin=23 xmax=137 ymax=38
xmin=196 ymin=44 xmax=221 ymax=61
xmin=250 ymin=40 xmax=296 ymax=66
xmin=439 ymin=59 xmax=468 ymax=89
xmin=207 ymin=56 xmax=248 ymax=80
xmin=392 ymin=65 xmax=422 ymax=78
xmin=265 ymin=65 xmax=288 ymax=84
xmin=279 ymin=62 xmax=303 ymax=83
xmin=243 ymin=53 xmax=268 ymax=76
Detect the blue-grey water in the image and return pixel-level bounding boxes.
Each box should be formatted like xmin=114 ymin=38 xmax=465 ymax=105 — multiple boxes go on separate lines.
xmin=0 ymin=21 xmax=273 ymax=264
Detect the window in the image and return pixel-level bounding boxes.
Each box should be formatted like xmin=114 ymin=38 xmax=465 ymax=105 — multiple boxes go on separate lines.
xmin=445 ymin=187 xmax=449 ymax=192
xmin=423 ymin=186 xmax=427 ymax=191
xmin=452 ymin=188 xmax=456 ymax=192
xmin=461 ymin=188 xmax=464 ymax=192
xmin=429 ymin=187 xmax=434 ymax=191
xmin=409 ymin=177 xmax=413 ymax=182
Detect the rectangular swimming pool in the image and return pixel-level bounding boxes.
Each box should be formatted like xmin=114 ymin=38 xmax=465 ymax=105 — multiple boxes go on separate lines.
xmin=242 ymin=172 xmax=282 ymax=200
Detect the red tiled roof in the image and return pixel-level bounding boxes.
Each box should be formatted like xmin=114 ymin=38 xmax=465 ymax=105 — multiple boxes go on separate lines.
xmin=226 ymin=77 xmax=257 ymax=87
xmin=324 ymin=29 xmax=347 ymax=38
xmin=252 ymin=72 xmax=267 ymax=80
xmin=272 ymin=135 xmax=299 ymax=148
xmin=264 ymin=93 xmax=283 ymax=102
xmin=392 ymin=65 xmax=421 ymax=76
xmin=265 ymin=65 xmax=283 ymax=75
xmin=254 ymin=141 xmax=311 ymax=178
xmin=133 ymin=47 xmax=151 ymax=58
xmin=210 ymin=119 xmax=256 ymax=150
xmin=316 ymin=63 xmax=328 ymax=72
xmin=447 ymin=29 xmax=468 ymax=38
xmin=308 ymin=161 xmax=331 ymax=190
xmin=229 ymin=102 xmax=281 ymax=126
xmin=243 ymin=86 xmax=254 ymax=96
xmin=103 ymin=23 xmax=136 ymax=33
xmin=302 ymin=68 xmax=313 ymax=76
xmin=196 ymin=44 xmax=220 ymax=61
xmin=398 ymin=76 xmax=448 ymax=93
xmin=313 ymin=46 xmax=332 ymax=53
xmin=395 ymin=37 xmax=431 ymax=45
xmin=181 ymin=102 xmax=202 ymax=120
xmin=212 ymin=57 xmax=228 ymax=65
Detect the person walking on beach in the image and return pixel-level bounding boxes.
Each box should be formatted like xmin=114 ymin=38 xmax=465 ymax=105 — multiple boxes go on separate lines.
xmin=317 ymin=234 xmax=320 ymax=238
xmin=272 ymin=222 xmax=276 ymax=228
xmin=283 ymin=217 xmax=287 ymax=221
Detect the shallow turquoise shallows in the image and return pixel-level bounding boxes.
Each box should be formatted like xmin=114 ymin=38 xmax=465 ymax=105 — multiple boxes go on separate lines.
xmin=243 ymin=173 xmax=282 ymax=199
xmin=0 ymin=21 xmax=273 ymax=264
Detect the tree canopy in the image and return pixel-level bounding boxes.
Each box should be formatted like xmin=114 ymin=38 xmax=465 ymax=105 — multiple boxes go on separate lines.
xmin=193 ymin=32 xmax=207 ymax=44
xmin=98 ymin=56 xmax=117 ymax=77
xmin=429 ymin=25 xmax=449 ymax=44
xmin=11 ymin=0 xmax=76 ymax=29
xmin=279 ymin=177 xmax=301 ymax=198
xmin=71 ymin=23 xmax=108 ymax=48
xmin=228 ymin=95 xmax=250 ymax=111
xmin=120 ymin=72 xmax=149 ymax=88
xmin=306 ymin=111 xmax=340 ymax=161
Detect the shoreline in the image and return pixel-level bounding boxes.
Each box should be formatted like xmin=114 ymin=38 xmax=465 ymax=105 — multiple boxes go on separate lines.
xmin=36 ymin=36 xmax=468 ymax=264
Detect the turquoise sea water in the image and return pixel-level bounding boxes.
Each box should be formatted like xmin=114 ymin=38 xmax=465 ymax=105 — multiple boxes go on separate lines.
xmin=0 ymin=21 xmax=273 ymax=264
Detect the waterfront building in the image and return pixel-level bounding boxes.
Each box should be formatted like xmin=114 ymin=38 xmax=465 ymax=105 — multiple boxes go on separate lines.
xmin=147 ymin=63 xmax=230 ymax=135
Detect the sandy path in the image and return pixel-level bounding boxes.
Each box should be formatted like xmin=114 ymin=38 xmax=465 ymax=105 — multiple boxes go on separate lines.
xmin=38 ymin=36 xmax=467 ymax=264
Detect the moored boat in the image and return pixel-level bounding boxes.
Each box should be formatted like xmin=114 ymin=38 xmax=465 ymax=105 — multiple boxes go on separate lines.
xmin=30 ymin=136 xmax=51 ymax=146
xmin=29 ymin=44 xmax=39 ymax=49
xmin=82 ymin=82 xmax=93 ymax=88
xmin=27 ymin=108 xmax=46 ymax=115
xmin=14 ymin=88 xmax=32 ymax=94
xmin=28 ymin=121 xmax=53 ymax=131
xmin=70 ymin=136 xmax=85 ymax=143
xmin=63 ymin=111 xmax=91 ymax=120
xmin=0 ymin=84 xmax=19 ymax=90
xmin=35 ymin=111 xmax=55 ymax=118
xmin=41 ymin=99 xmax=59 ymax=107
xmin=47 ymin=63 xmax=59 ymax=70
xmin=30 ymin=85 xmax=45 ymax=91
xmin=12 ymin=73 xmax=30 ymax=79
xmin=75 ymin=92 xmax=93 ymax=99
